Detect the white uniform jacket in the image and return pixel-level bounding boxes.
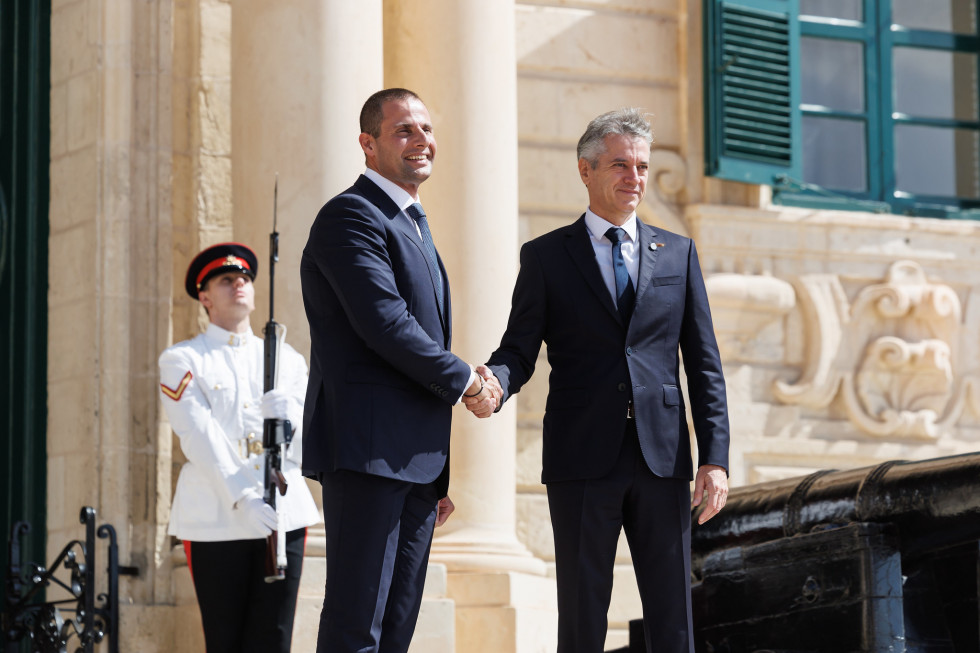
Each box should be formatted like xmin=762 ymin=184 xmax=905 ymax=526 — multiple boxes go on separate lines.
xmin=160 ymin=323 xmax=321 ymax=541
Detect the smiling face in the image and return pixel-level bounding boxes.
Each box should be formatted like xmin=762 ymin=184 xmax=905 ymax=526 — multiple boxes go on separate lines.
xmin=578 ymin=133 xmax=649 ymax=225
xmin=359 ymin=96 xmax=436 ymax=199
xmin=198 ymin=272 xmax=255 ymax=332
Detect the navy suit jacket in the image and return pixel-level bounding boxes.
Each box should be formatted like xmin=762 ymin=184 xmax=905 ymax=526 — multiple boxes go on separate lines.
xmin=300 ymin=175 xmax=472 ymax=497
xmin=487 ymin=216 xmax=729 ymax=483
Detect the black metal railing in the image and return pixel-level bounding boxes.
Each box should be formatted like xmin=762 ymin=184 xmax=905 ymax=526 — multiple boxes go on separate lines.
xmin=3 ymin=507 xmax=137 ymax=653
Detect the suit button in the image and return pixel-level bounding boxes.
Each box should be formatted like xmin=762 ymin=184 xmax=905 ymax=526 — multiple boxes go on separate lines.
xmin=617 ymin=383 xmax=627 ymax=392
xmin=626 ymin=346 xmax=633 ymax=356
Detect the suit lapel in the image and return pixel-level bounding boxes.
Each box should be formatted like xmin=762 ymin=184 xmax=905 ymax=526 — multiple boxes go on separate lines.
xmin=354 ymin=177 xmax=422 ymax=256
xmin=354 ymin=175 xmax=400 ymax=217
xmin=354 ymin=175 xmax=450 ymax=340
xmin=564 ymin=216 xmax=621 ymax=323
xmin=634 ymin=220 xmax=660 ymax=306
xmin=396 ymin=208 xmax=447 ymax=325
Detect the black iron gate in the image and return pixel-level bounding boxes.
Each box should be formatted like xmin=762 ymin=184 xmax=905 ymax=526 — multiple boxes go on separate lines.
xmin=3 ymin=507 xmax=135 ymax=653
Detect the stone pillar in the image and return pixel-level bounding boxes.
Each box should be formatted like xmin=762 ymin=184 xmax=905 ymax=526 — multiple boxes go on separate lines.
xmin=51 ymin=0 xmax=179 ymax=648
xmin=232 ymin=0 xmax=383 ymax=357
xmin=385 ymin=4 xmax=556 ymax=648
xmin=169 ymin=1 xmax=235 ymax=648
xmin=231 ymin=3 xmax=384 ymax=651
xmin=384 ymin=0 xmax=544 ymax=578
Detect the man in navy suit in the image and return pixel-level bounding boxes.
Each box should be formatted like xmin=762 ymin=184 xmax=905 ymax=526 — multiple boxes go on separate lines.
xmin=472 ymin=109 xmax=730 ymax=652
xmin=301 ymin=88 xmax=497 ymax=653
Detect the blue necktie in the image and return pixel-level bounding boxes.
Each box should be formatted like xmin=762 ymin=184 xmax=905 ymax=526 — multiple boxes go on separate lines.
xmin=605 ymin=227 xmax=635 ymax=323
xmin=406 ymin=203 xmax=444 ymax=310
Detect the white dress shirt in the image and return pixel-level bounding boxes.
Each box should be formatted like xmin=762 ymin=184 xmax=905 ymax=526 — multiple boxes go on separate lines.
xmin=584 ymin=209 xmax=639 ymax=305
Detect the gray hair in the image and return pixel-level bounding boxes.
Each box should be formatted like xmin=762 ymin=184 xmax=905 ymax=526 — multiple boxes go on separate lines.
xmin=576 ymin=108 xmax=654 ymax=168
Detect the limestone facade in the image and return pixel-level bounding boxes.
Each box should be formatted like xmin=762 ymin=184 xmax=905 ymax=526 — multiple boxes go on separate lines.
xmin=43 ymin=0 xmax=980 ymax=651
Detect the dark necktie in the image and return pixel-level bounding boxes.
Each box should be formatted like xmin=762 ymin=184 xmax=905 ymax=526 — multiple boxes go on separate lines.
xmin=605 ymin=227 xmax=635 ymax=322
xmin=406 ymin=203 xmax=444 ymax=310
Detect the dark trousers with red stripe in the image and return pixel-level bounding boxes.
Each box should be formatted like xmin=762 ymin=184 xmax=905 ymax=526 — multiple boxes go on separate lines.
xmin=184 ymin=528 xmax=306 ymax=653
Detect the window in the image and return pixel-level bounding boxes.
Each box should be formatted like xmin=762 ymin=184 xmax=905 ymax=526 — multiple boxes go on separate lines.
xmin=704 ymin=0 xmax=980 ymax=218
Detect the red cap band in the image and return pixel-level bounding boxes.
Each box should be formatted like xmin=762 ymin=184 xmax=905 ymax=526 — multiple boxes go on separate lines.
xmin=195 ymin=255 xmax=251 ymax=290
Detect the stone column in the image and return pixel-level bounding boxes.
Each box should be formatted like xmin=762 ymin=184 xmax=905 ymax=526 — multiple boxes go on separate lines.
xmin=169 ymin=1 xmax=235 ymax=649
xmin=384 ymin=0 xmax=544 ymax=578
xmin=50 ymin=0 xmax=180 ymax=647
xmin=384 ymin=5 xmax=557 ymax=648
xmin=232 ymin=0 xmax=383 ymax=357
xmin=231 ymin=3 xmax=384 ymax=651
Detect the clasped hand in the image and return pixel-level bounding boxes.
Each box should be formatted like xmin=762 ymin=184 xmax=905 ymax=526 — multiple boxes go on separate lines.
xmin=461 ymin=365 xmax=502 ymax=418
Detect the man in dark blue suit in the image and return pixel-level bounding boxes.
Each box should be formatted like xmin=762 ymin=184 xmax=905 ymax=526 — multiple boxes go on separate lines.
xmin=301 ymin=88 xmax=497 ymax=653
xmin=474 ymin=109 xmax=730 ymax=652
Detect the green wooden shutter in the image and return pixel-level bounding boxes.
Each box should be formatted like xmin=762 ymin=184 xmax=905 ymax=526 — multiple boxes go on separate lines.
xmin=704 ymin=0 xmax=800 ymax=184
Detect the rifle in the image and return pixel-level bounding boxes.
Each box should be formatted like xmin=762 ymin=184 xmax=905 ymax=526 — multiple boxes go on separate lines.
xmin=262 ymin=174 xmax=291 ymax=582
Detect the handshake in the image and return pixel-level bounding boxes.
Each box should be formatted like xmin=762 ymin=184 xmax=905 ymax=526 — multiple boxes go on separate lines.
xmin=462 ymin=364 xmax=503 ymax=418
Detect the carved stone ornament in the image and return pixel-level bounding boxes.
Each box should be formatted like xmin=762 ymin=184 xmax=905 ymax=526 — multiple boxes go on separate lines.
xmin=774 ymin=260 xmax=966 ymax=439
xmin=637 ymin=149 xmax=690 ymax=237
xmin=705 ymin=273 xmax=796 ymax=359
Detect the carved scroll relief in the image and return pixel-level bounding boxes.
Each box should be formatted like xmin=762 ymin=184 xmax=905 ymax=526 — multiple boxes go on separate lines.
xmin=774 ymin=261 xmax=969 ymax=440
xmin=638 ymin=149 xmax=690 ymax=237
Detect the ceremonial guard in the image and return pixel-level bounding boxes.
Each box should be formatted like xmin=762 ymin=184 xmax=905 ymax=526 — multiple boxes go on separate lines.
xmin=159 ymin=243 xmax=320 ymax=653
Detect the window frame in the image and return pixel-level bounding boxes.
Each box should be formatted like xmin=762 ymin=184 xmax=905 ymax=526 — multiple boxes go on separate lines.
xmin=705 ymin=0 xmax=980 ymax=219
xmin=885 ymin=19 xmax=980 ymax=216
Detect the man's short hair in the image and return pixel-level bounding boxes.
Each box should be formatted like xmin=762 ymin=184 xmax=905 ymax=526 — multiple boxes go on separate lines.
xmin=360 ymin=88 xmax=423 ymax=137
xmin=576 ymin=108 xmax=654 ymax=168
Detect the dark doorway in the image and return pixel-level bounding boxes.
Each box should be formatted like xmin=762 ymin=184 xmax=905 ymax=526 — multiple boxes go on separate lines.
xmin=0 ymin=1 xmax=50 ymax=644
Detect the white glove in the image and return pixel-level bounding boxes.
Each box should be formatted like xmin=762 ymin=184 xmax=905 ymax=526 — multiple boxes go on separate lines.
xmin=238 ymin=495 xmax=277 ymax=535
xmin=260 ymin=388 xmax=293 ymax=422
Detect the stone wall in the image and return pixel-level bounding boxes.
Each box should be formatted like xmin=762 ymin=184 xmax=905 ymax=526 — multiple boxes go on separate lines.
xmin=44 ymin=0 xmax=980 ymax=651
xmin=49 ymin=0 xmax=178 ymax=649
xmin=692 ymin=204 xmax=980 ymax=484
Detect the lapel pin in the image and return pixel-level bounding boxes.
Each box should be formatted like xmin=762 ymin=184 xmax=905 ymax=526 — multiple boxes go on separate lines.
xmin=649 ymin=242 xmax=665 ymax=251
